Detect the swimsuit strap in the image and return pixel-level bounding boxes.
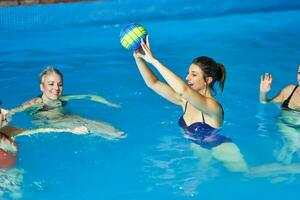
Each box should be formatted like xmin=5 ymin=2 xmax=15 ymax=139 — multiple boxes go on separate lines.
xmin=283 ymin=85 xmax=298 ymax=108
xmin=287 ymin=85 xmax=298 ymax=102
xmin=201 ymin=112 xmax=206 ymax=123
xmin=184 ymin=101 xmax=207 ymax=123
xmin=183 ymin=101 xmax=188 ymax=114
xmin=201 ymin=104 xmax=223 ymax=124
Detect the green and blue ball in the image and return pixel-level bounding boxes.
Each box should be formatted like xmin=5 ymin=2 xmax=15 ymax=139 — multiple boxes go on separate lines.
xmin=120 ymin=23 xmax=147 ymax=51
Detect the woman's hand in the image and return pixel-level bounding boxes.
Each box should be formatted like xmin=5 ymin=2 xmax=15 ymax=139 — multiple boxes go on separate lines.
xmin=134 ymin=36 xmax=156 ymax=64
xmin=0 ymin=108 xmax=8 ymax=128
xmin=72 ymin=126 xmax=89 ymax=135
xmin=260 ymin=73 xmax=272 ymax=93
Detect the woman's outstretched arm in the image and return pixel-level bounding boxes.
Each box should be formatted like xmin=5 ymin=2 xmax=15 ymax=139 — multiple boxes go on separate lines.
xmin=16 ymin=126 xmax=88 ymax=137
xmin=8 ymin=98 xmax=42 ymax=116
xmin=260 ymin=73 xmax=292 ymax=104
xmin=137 ymin=37 xmax=221 ymax=116
xmin=134 ymin=50 xmax=183 ymax=105
xmin=60 ymin=94 xmax=120 ymax=108
xmin=1 ymin=125 xmax=88 ymax=138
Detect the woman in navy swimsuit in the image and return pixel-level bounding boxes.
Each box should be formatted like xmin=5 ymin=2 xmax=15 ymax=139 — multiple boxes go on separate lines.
xmin=260 ymin=65 xmax=300 ymax=164
xmin=133 ymin=36 xmax=248 ymax=172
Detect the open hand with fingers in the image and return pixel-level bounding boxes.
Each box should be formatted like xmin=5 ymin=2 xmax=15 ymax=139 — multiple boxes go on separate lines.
xmin=260 ymin=73 xmax=273 ymax=93
xmin=133 ymin=36 xmax=156 ymax=64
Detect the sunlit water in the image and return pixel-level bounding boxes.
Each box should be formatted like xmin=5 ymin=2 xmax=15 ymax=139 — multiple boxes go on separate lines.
xmin=1 ymin=1 xmax=300 ymax=199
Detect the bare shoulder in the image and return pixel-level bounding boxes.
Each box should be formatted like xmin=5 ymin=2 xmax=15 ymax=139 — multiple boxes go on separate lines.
xmin=204 ymin=97 xmax=223 ymax=117
xmin=281 ymin=84 xmax=297 ymax=96
xmin=23 ymin=97 xmax=42 ymax=106
xmin=214 ymin=100 xmax=224 ymax=115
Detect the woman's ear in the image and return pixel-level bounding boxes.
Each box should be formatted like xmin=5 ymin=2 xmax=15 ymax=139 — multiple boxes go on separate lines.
xmin=40 ymin=83 xmax=44 ymax=92
xmin=206 ymin=76 xmax=213 ymax=85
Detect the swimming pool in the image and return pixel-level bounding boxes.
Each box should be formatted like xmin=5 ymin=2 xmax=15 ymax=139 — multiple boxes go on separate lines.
xmin=1 ymin=0 xmax=300 ymax=199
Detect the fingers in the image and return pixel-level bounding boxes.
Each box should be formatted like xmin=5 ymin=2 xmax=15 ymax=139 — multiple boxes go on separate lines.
xmin=73 ymin=126 xmax=89 ymax=135
xmin=110 ymin=103 xmax=121 ymax=108
xmin=261 ymin=73 xmax=272 ymax=82
xmin=146 ymin=35 xmax=150 ymax=49
xmin=141 ymin=39 xmax=151 ymax=54
xmin=140 ymin=40 xmax=148 ymax=53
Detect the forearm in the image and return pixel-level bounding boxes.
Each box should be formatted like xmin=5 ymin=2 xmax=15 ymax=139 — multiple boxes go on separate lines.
xmin=16 ymin=127 xmax=81 ymax=137
xmin=61 ymin=95 xmax=119 ymax=108
xmin=8 ymin=105 xmax=27 ymax=116
xmin=134 ymin=57 xmax=159 ymax=88
xmin=150 ymin=59 xmax=187 ymax=95
xmin=259 ymin=92 xmax=269 ymax=103
xmin=8 ymin=98 xmax=40 ymax=116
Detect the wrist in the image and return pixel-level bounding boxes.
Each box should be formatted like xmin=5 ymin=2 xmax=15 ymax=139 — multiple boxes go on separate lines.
xmin=135 ymin=57 xmax=143 ymax=62
xmin=150 ymin=58 xmax=159 ymax=65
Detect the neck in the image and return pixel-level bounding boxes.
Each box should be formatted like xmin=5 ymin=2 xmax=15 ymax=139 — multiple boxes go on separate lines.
xmin=199 ymin=87 xmax=212 ymax=97
xmin=41 ymin=95 xmax=61 ymax=105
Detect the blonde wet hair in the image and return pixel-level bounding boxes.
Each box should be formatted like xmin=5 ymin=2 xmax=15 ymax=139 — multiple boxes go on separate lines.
xmin=39 ymin=66 xmax=63 ymax=84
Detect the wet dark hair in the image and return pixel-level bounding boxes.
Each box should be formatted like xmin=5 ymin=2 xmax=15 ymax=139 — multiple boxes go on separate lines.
xmin=192 ymin=56 xmax=226 ymax=95
xmin=39 ymin=66 xmax=63 ymax=84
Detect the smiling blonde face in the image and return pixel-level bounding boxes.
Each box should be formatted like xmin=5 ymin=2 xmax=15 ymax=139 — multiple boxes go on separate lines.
xmin=40 ymin=72 xmax=63 ymax=100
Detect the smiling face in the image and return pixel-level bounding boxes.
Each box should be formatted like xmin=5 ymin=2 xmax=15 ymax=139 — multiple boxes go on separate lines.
xmin=185 ymin=63 xmax=211 ymax=92
xmin=40 ymin=72 xmax=63 ymax=100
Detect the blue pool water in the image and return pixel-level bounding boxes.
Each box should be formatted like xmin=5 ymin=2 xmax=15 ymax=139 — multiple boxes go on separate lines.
xmin=1 ymin=0 xmax=300 ymax=199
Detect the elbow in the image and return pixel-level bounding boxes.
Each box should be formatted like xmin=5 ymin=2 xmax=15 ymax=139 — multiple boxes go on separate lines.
xmin=145 ymin=79 xmax=158 ymax=90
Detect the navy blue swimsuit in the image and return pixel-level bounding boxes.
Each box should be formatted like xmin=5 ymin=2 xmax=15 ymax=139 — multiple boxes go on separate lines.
xmin=178 ymin=103 xmax=232 ymax=149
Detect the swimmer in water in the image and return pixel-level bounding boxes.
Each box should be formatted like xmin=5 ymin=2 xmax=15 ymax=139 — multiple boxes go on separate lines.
xmin=1 ymin=106 xmax=87 ymax=199
xmin=1 ymin=106 xmax=88 ymax=169
xmin=133 ymin=36 xmax=247 ymax=172
xmin=8 ymin=66 xmax=125 ymax=140
xmin=260 ymin=64 xmax=300 ymax=112
xmin=132 ymin=37 xmax=300 ymax=185
xmin=260 ymin=64 xmax=300 ymax=164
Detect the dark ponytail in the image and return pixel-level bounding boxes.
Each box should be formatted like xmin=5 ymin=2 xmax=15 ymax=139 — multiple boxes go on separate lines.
xmin=216 ymin=62 xmax=226 ymax=92
xmin=192 ymin=56 xmax=226 ymax=95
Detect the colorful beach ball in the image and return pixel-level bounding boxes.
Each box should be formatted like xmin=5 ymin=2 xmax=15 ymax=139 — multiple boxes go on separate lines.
xmin=120 ymin=23 xmax=147 ymax=51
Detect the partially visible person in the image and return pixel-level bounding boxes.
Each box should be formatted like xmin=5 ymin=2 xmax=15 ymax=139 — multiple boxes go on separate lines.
xmin=1 ymin=107 xmax=88 ymax=169
xmin=133 ymin=36 xmax=247 ymax=172
xmin=260 ymin=65 xmax=300 ymax=164
xmin=275 ymin=112 xmax=300 ymax=164
xmin=259 ymin=64 xmax=300 ymax=111
xmin=1 ymin=106 xmax=87 ymax=199
xmin=8 ymin=66 xmax=125 ymax=139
